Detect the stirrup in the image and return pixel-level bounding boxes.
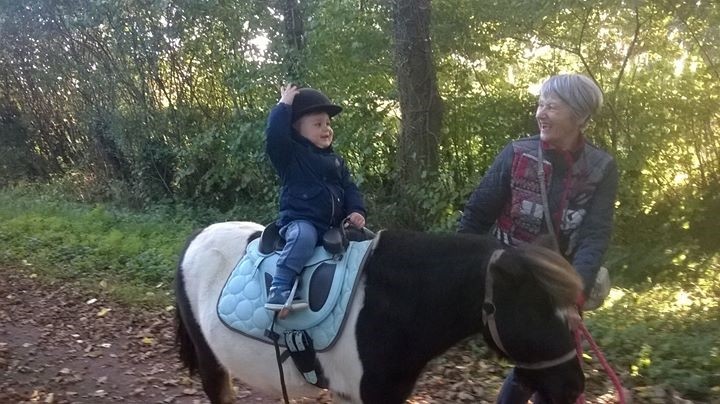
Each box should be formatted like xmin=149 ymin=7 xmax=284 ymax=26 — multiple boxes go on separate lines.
xmin=265 ymin=278 xmax=308 ymax=313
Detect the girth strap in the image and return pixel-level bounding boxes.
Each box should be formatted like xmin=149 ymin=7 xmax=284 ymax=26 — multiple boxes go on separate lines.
xmin=285 ymin=330 xmax=329 ymax=388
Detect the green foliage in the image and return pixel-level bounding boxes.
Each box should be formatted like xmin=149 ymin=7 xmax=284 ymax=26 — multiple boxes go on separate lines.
xmin=2 ymin=1 xmax=720 ymax=397
xmin=0 ymin=187 xmax=193 ymax=285
xmin=0 ymin=101 xmax=39 ymax=185
xmin=586 ymin=275 xmax=720 ymax=399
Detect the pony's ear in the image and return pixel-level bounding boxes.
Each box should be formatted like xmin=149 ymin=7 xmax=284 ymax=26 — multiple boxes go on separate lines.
xmin=490 ymin=251 xmax=528 ymax=283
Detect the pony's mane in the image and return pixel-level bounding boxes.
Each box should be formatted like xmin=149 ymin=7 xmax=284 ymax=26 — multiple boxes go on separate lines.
xmin=515 ymin=243 xmax=582 ymax=307
xmin=367 ymin=230 xmax=499 ymax=295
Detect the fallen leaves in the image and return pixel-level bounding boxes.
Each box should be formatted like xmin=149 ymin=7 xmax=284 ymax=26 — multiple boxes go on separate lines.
xmin=96 ymin=307 xmax=112 ymax=317
xmin=0 ymin=264 xmax=699 ymax=404
xmin=0 ymin=266 xmax=243 ymax=403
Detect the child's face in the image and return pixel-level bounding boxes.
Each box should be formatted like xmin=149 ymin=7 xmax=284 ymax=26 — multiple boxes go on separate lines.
xmin=294 ymin=112 xmax=333 ymax=149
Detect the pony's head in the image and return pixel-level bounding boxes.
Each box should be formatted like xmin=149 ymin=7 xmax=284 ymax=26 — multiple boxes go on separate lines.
xmin=482 ymin=243 xmax=584 ymax=403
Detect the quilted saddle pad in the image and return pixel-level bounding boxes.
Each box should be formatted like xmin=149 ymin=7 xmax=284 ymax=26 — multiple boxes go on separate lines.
xmin=217 ymin=237 xmax=373 ymax=351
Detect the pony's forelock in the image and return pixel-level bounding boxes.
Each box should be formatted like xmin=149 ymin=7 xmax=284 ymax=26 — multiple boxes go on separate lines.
xmin=516 ymin=244 xmax=582 ymax=307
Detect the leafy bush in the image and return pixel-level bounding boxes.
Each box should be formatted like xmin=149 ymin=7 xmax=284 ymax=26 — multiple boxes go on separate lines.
xmin=586 ymin=277 xmax=720 ymax=399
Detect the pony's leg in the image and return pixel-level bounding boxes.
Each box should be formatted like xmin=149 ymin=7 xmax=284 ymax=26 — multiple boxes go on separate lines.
xmin=331 ymin=391 xmax=359 ymax=404
xmin=359 ymin=372 xmax=417 ymax=404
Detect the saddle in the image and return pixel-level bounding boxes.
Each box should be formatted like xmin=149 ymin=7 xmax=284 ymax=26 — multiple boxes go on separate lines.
xmin=217 ymin=224 xmax=376 ymax=351
xmin=258 ymin=221 xmax=376 ymax=255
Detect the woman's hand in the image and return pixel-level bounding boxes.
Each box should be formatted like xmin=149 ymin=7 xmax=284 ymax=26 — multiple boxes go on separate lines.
xmin=566 ymin=306 xmax=582 ymax=331
xmin=279 ymin=84 xmax=299 ymax=105
xmin=346 ymin=212 xmax=365 ymax=229
xmin=567 ymin=292 xmax=587 ymax=330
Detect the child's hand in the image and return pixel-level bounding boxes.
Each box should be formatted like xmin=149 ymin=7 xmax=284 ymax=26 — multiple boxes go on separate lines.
xmin=346 ymin=212 xmax=365 ymax=229
xmin=279 ymin=84 xmax=299 ymax=105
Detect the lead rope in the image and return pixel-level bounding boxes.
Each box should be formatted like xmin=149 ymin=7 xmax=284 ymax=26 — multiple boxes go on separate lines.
xmin=538 ymin=141 xmax=625 ymax=404
xmin=267 ymin=313 xmax=290 ymax=404
xmin=575 ymin=322 xmax=627 ymax=403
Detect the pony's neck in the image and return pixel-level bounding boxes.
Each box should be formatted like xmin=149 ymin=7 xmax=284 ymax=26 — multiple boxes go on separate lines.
xmin=359 ymin=231 xmax=494 ymax=366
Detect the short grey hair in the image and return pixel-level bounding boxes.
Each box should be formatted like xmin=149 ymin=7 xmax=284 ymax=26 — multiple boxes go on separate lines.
xmin=540 ymin=74 xmax=603 ymax=125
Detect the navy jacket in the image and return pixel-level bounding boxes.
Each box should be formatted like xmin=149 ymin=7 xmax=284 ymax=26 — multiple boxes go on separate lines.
xmin=265 ymin=103 xmax=366 ymax=235
xmin=458 ymin=135 xmax=618 ymax=297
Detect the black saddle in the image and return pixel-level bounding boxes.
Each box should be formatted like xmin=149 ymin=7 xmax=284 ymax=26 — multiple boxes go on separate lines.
xmin=258 ymin=221 xmax=375 ymax=255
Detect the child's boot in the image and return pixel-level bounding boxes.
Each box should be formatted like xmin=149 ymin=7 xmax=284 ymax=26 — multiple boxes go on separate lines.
xmin=265 ymin=266 xmax=306 ymax=313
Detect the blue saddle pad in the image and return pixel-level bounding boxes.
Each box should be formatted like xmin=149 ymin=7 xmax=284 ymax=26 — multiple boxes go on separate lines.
xmin=217 ymin=237 xmax=373 ymax=351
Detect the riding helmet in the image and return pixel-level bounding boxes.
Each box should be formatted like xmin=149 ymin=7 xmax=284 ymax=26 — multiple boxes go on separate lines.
xmin=291 ymin=88 xmax=342 ymax=123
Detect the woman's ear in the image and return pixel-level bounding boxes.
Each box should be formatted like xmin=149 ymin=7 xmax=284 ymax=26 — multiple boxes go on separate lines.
xmin=577 ymin=113 xmax=591 ymax=130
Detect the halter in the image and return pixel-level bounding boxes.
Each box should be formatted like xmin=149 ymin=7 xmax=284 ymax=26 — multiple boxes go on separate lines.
xmin=481 ymin=249 xmax=577 ymax=370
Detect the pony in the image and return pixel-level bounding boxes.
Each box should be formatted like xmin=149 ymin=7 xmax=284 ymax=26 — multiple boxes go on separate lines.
xmin=175 ymin=221 xmax=584 ymax=403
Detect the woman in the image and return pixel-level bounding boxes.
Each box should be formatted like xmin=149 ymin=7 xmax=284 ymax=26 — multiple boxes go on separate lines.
xmin=458 ymin=74 xmax=618 ymax=403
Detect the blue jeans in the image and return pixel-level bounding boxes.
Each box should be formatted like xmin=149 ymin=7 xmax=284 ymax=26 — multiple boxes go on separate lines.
xmin=273 ymin=220 xmax=318 ymax=286
xmin=497 ymin=369 xmax=541 ymax=404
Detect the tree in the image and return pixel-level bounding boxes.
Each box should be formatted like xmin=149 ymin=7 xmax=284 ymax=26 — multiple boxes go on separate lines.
xmin=277 ymin=0 xmax=306 ymax=83
xmin=391 ymin=0 xmax=444 ymax=228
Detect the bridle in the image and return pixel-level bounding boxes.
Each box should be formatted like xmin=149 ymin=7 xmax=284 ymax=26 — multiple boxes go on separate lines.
xmin=481 ymin=249 xmax=577 ymax=370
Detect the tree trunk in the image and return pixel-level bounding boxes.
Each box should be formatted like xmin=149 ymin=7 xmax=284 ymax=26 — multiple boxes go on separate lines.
xmin=392 ymin=0 xmax=443 ymax=187
xmin=279 ymin=0 xmax=306 ymax=83
xmin=391 ymin=0 xmax=443 ymax=229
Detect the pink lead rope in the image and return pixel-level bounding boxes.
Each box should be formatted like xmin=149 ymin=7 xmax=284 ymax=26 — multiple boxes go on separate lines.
xmin=574 ymin=321 xmax=627 ymax=404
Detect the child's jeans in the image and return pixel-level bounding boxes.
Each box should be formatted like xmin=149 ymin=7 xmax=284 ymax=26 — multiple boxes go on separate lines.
xmin=274 ymin=220 xmax=318 ymax=285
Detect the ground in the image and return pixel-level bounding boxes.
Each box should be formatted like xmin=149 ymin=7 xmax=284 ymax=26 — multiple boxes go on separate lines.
xmin=0 ymin=265 xmax=695 ymax=403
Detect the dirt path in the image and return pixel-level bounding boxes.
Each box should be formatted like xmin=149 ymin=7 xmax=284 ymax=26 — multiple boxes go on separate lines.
xmin=0 ymin=264 xmax=692 ymax=403
xmin=0 ymin=265 xmax=282 ymax=404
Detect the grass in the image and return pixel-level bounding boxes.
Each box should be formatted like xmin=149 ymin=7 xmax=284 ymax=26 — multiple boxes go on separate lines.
xmin=1 ymin=186 xmax=718 ymax=399
xmin=0 ymin=188 xmax=195 ymax=308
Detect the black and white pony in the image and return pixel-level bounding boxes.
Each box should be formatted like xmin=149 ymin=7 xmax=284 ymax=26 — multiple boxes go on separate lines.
xmin=175 ymin=221 xmax=584 ymax=403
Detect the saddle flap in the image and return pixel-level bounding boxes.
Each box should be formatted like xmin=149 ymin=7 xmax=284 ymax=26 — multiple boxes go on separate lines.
xmin=308 ymin=262 xmax=336 ymax=311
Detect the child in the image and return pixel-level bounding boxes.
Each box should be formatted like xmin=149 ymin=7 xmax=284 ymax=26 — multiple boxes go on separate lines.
xmin=264 ymin=84 xmax=366 ymax=312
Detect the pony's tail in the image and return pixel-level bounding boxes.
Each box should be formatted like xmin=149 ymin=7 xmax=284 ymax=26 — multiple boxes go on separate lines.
xmin=174 ymin=228 xmax=204 ymax=376
xmin=175 ymin=303 xmax=199 ymax=376
xmin=517 ymin=243 xmax=582 ymax=307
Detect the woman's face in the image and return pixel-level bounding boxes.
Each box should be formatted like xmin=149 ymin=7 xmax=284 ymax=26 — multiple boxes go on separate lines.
xmin=535 ymin=93 xmax=584 ymax=150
